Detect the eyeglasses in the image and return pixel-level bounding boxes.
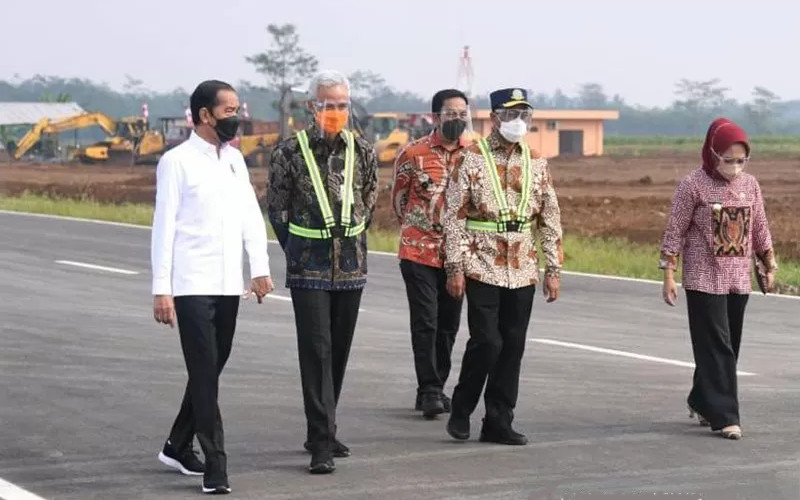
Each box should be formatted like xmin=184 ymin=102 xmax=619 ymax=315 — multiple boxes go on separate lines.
xmin=712 ymin=150 xmax=749 ymax=165
xmin=439 ymin=110 xmax=469 ymax=120
xmin=313 ymin=101 xmax=350 ymax=112
xmin=494 ymin=109 xmax=532 ymax=122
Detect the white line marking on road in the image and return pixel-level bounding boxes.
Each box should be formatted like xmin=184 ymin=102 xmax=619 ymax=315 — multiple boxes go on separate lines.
xmin=3 ymin=210 xmax=797 ymax=301
xmin=0 ymin=477 xmax=49 ymax=500
xmin=55 ymin=260 xmax=139 ymax=275
xmin=530 ymin=338 xmax=757 ymax=376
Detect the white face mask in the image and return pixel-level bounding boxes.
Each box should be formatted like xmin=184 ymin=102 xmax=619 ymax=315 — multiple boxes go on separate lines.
xmin=498 ymin=118 xmax=528 ymax=143
xmin=718 ymin=162 xmax=744 ymax=180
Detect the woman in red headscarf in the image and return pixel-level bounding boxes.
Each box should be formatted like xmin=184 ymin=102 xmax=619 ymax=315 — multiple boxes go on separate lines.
xmin=658 ymin=118 xmax=778 ymax=440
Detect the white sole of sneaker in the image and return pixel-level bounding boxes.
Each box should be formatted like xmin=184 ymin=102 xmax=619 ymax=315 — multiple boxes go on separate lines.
xmin=202 ymin=485 xmax=232 ymax=494
xmin=158 ymin=451 xmax=204 ymax=476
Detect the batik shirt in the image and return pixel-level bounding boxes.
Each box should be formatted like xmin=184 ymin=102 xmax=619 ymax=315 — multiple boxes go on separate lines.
xmin=392 ymin=132 xmax=469 ymax=268
xmin=267 ymin=124 xmax=379 ymax=290
xmin=660 ymin=168 xmax=775 ymax=294
xmin=443 ymin=131 xmax=564 ymax=289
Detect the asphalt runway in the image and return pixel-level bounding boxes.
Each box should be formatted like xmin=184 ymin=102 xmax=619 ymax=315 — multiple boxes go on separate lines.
xmin=1 ymin=210 xmax=798 ymax=500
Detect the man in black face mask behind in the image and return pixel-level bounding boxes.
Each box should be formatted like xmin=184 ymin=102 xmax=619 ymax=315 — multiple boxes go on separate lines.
xmin=391 ymin=89 xmax=472 ymax=418
xmin=151 ymin=79 xmax=273 ymax=495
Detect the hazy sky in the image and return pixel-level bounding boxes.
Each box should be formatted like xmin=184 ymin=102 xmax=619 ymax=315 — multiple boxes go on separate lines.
xmin=3 ymin=0 xmax=797 ymax=107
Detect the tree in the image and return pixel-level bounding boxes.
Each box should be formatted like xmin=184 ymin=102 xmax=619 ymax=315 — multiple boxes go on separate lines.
xmin=246 ymin=24 xmax=318 ymax=138
xmin=348 ymin=70 xmax=388 ymax=103
xmin=551 ymin=89 xmax=572 ymax=109
xmin=746 ymin=86 xmax=780 ymax=134
xmin=578 ymin=83 xmax=608 ymax=109
xmin=39 ymin=91 xmax=72 ymax=103
xmin=122 ymin=74 xmax=149 ymax=95
xmin=673 ymin=78 xmax=730 ymax=132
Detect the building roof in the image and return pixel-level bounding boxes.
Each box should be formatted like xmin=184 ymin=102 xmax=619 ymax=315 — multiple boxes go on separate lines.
xmin=472 ymin=109 xmax=619 ymax=121
xmin=0 ymin=102 xmax=86 ymax=126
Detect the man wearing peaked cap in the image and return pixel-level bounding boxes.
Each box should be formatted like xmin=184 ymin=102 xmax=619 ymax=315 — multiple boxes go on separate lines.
xmin=441 ymin=86 xmax=564 ymax=445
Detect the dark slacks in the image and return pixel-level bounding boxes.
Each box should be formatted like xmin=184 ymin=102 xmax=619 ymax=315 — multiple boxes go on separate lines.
xmin=399 ymin=259 xmax=463 ymax=396
xmin=168 ymin=295 xmax=240 ymax=471
xmin=685 ymin=289 xmax=749 ymax=430
xmin=451 ymin=278 xmax=535 ymax=425
xmin=290 ymin=288 xmax=363 ymax=450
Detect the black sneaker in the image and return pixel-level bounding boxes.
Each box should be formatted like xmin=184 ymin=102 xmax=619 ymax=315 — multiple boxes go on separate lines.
xmin=421 ymin=393 xmax=445 ymax=418
xmin=158 ymin=439 xmax=204 ymax=476
xmin=202 ymin=464 xmax=231 ymax=494
xmin=202 ymin=480 xmax=231 ymax=495
xmin=303 ymin=439 xmax=351 ymax=458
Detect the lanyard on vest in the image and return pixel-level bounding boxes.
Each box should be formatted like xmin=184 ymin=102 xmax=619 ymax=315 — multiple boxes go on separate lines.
xmin=293 ymin=129 xmax=362 ymax=239
xmin=475 ymin=137 xmax=531 ymax=223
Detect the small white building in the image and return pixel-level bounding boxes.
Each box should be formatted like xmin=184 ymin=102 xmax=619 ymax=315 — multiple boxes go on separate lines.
xmin=0 ymin=102 xmax=86 ymax=126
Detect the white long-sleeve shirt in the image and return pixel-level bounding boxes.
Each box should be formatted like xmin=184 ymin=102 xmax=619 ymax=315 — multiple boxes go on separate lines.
xmin=150 ymin=131 xmax=270 ymax=297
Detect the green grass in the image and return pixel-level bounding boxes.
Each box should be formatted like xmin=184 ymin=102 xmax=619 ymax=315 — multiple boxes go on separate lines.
xmin=605 ymin=135 xmax=800 ymax=156
xmin=2 ymin=193 xmax=798 ymax=294
xmin=0 ymin=193 xmax=155 ymax=226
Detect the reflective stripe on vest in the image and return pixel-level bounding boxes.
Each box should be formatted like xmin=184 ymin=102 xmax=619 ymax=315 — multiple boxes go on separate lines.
xmin=290 ymin=129 xmax=362 ymax=239
xmin=465 ymin=220 xmax=532 ymax=232
xmin=467 ymin=138 xmax=532 ymax=232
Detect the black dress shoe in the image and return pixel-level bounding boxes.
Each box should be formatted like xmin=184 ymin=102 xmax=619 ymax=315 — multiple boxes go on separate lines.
xmin=421 ymin=393 xmax=445 ymax=418
xmin=303 ymin=439 xmax=351 ymax=458
xmin=440 ymin=394 xmax=451 ymax=413
xmin=479 ymin=425 xmax=528 ymax=445
xmin=415 ymin=392 xmax=422 ymax=411
xmin=309 ymin=450 xmax=335 ymax=474
xmin=446 ymin=412 xmax=470 ymax=440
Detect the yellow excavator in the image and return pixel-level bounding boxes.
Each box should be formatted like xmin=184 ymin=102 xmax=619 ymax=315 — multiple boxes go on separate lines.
xmin=11 ymin=112 xmax=161 ymax=164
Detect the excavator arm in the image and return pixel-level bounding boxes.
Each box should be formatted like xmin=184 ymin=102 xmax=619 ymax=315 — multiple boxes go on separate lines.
xmin=12 ymin=112 xmax=119 ymax=160
xmin=12 ymin=118 xmax=50 ymax=160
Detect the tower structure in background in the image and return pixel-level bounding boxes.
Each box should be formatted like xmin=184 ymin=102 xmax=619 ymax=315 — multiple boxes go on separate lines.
xmin=456 ymin=45 xmax=475 ymax=103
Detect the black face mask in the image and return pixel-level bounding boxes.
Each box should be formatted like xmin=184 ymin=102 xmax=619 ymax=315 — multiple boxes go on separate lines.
xmin=210 ymin=113 xmax=240 ymax=143
xmin=441 ymin=119 xmax=467 ymax=142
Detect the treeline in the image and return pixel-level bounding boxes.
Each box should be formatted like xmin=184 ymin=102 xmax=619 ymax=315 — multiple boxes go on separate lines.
xmin=2 ymin=75 xmax=800 ymax=136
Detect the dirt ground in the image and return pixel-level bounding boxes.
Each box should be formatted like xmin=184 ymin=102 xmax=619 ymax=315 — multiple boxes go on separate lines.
xmin=2 ymin=153 xmax=798 ymax=260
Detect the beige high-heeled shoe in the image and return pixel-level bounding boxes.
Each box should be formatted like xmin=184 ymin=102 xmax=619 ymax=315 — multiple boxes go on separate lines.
xmin=721 ymin=425 xmax=742 ymax=440
xmin=688 ymin=405 xmax=710 ymax=426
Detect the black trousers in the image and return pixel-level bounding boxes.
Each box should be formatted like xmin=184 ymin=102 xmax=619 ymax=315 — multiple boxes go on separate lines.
xmin=168 ymin=295 xmax=240 ymax=471
xmin=399 ymin=259 xmax=463 ymax=396
xmin=290 ymin=288 xmax=363 ymax=450
xmin=451 ymin=278 xmax=535 ymax=426
xmin=685 ymin=289 xmax=749 ymax=430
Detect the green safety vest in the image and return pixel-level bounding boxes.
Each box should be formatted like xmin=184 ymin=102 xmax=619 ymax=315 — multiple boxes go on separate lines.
xmin=466 ymin=138 xmax=532 ymax=233
xmin=288 ymin=129 xmax=366 ymax=239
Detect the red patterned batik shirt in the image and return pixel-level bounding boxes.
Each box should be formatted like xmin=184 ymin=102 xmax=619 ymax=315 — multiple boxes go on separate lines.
xmin=392 ymin=132 xmax=469 ymax=268
xmin=660 ymin=167 xmax=774 ymax=294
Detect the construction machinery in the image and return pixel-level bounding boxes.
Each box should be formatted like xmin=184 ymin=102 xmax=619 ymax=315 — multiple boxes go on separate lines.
xmin=10 ymin=112 xmax=160 ymax=164
xmin=370 ymin=112 xmax=435 ymax=165
xmin=231 ymin=119 xmax=280 ymax=168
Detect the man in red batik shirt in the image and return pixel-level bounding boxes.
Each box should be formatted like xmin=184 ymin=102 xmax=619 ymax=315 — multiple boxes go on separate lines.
xmin=392 ymin=89 xmax=472 ymax=419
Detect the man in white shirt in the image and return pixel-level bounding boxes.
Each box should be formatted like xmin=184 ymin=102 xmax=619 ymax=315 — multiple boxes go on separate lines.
xmin=151 ymin=79 xmax=273 ymax=495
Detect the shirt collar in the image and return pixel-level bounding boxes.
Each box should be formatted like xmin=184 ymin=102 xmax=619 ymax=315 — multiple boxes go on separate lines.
xmin=429 ymin=129 xmax=469 ymax=150
xmin=188 ymin=130 xmax=229 ymax=157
